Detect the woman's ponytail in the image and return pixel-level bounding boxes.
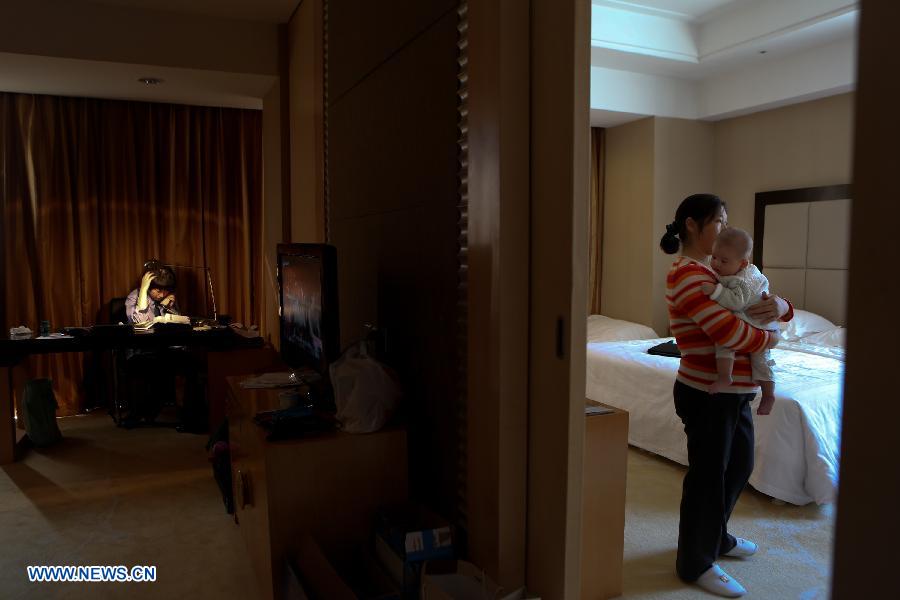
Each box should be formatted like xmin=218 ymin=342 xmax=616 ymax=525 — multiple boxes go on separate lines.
xmin=659 ymin=220 xmax=681 ymax=254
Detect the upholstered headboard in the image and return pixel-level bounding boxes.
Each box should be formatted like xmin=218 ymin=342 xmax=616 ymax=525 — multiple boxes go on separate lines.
xmin=753 ymin=185 xmax=851 ymax=326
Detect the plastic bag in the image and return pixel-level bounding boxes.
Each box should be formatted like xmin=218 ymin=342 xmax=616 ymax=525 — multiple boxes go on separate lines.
xmin=329 ymin=343 xmax=402 ymax=433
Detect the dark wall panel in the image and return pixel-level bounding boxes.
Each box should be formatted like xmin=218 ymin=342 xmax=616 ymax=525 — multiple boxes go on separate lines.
xmin=327 ymin=4 xmax=460 ymax=519
xmin=328 ymin=0 xmax=457 ymax=102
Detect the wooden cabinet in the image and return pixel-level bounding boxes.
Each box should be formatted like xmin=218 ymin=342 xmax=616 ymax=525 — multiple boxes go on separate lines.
xmin=581 ymin=401 xmax=629 ymax=600
xmin=226 ymin=376 xmax=408 ymax=600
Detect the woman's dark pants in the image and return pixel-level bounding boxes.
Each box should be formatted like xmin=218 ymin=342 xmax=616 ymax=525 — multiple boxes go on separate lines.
xmin=673 ymin=380 xmax=756 ymax=582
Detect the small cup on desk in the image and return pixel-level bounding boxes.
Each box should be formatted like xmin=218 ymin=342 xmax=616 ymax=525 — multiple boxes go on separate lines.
xmin=278 ymin=390 xmax=300 ymax=409
xmin=39 ymin=320 xmax=50 ymax=337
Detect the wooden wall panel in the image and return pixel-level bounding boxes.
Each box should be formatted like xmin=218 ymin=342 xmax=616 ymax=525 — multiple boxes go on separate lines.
xmin=832 ymin=1 xmax=900 ymax=596
xmin=327 ymin=0 xmax=457 ymax=102
xmin=328 ymin=13 xmax=459 ymax=221
xmin=288 ymin=0 xmax=325 ymax=243
xmin=327 ymin=3 xmax=460 ymax=520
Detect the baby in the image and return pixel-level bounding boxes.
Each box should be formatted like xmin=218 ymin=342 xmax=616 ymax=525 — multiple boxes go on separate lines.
xmin=700 ymin=227 xmax=778 ymax=414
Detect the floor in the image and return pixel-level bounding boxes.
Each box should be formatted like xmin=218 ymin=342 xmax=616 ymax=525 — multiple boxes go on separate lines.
xmin=0 ymin=411 xmax=259 ymax=600
xmin=621 ymin=447 xmax=834 ymax=599
xmin=0 ymin=412 xmax=835 ymax=600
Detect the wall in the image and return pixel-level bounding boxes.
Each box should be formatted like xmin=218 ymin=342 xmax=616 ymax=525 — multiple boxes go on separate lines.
xmin=600 ymin=94 xmax=852 ymax=332
xmin=601 ymin=118 xmax=655 ymax=327
xmin=0 ymin=0 xmax=279 ymax=76
xmin=288 ymin=0 xmax=325 ymax=243
xmin=652 ymin=118 xmax=714 ymax=335
xmin=466 ymin=0 xmax=530 ymax=586
xmin=261 ymin=82 xmax=284 ymax=346
xmin=526 ymin=0 xmax=591 ymax=595
xmin=832 ymin=1 xmax=900 ymax=595
xmin=326 ymin=0 xmax=460 ymax=521
xmin=713 ymin=93 xmax=854 ymax=231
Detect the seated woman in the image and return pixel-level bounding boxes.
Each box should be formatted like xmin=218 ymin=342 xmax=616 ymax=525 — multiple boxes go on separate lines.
xmin=126 ymin=264 xmax=180 ymax=324
xmin=123 ymin=263 xmax=205 ymax=432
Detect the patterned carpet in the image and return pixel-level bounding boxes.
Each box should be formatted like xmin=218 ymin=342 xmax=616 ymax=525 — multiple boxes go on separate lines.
xmin=0 ymin=411 xmax=259 ymax=600
xmin=622 ymin=447 xmax=834 ymax=599
xmin=0 ymin=412 xmax=834 ymax=599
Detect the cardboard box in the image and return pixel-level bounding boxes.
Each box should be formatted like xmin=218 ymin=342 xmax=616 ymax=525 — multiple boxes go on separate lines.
xmin=374 ymin=504 xmax=454 ymax=598
xmin=288 ymin=536 xmax=356 ymax=600
xmin=289 ymin=536 xmax=401 ymax=600
xmin=375 ymin=504 xmax=454 ymax=562
xmin=420 ymin=560 xmax=540 ymax=600
xmin=339 ymin=548 xmax=402 ymax=600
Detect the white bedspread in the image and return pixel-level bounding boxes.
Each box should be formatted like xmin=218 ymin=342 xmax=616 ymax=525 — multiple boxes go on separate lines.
xmin=585 ymin=338 xmax=843 ymax=505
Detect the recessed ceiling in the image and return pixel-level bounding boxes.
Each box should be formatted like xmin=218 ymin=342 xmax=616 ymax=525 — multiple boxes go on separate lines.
xmin=77 ymin=0 xmax=301 ymax=23
xmin=592 ymin=0 xmax=742 ymax=22
xmin=590 ymin=0 xmax=859 ymax=126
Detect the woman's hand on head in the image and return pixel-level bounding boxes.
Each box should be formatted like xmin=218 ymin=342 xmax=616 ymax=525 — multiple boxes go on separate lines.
xmin=140 ymin=271 xmax=156 ymax=292
xmin=746 ymin=292 xmax=789 ymax=325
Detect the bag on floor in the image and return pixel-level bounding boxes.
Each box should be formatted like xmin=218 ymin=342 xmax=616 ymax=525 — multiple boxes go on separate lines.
xmin=22 ymin=378 xmax=62 ymax=447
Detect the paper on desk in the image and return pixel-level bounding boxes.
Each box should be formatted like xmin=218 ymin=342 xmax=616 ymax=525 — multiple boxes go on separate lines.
xmin=239 ymin=372 xmax=301 ymax=388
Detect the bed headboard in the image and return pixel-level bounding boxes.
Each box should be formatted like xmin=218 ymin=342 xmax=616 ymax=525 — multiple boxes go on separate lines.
xmin=753 ymin=184 xmax=851 ymax=326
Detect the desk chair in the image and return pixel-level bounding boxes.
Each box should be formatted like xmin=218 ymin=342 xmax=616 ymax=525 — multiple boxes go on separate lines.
xmin=106 ymin=296 xmax=180 ymax=428
xmin=108 ymin=297 xmax=205 ymax=431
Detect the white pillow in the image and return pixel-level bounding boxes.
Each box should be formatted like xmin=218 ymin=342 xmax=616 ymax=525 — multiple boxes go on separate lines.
xmin=587 ymin=315 xmax=658 ymax=343
xmin=799 ymin=327 xmax=846 ymax=348
xmin=779 ymin=309 xmax=837 ymax=341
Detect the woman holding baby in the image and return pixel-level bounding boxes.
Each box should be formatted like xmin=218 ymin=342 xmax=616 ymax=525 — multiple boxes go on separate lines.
xmin=659 ymin=193 xmax=793 ymax=598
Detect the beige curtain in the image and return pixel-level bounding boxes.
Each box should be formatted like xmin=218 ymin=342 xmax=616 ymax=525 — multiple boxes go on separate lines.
xmin=1 ymin=92 xmax=263 ymax=415
xmin=588 ymin=127 xmax=605 ymax=315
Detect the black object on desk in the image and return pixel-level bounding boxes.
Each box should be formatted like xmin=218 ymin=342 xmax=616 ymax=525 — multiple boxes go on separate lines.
xmin=253 ymin=406 xmax=337 ymax=441
xmin=90 ymin=324 xmax=134 ymax=337
xmin=647 ymin=340 xmax=681 ymax=358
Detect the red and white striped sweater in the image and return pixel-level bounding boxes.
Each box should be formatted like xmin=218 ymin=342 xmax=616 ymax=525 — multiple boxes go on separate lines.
xmin=666 ymin=257 xmax=793 ymax=393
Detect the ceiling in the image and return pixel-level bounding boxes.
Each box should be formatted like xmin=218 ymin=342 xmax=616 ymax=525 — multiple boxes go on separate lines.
xmin=77 ymin=0 xmax=301 ymax=24
xmin=0 ymin=52 xmax=273 ymax=110
xmin=590 ymin=0 xmax=859 ymax=126
xmin=592 ymin=0 xmax=741 ymax=22
xmin=0 ymin=0 xmax=859 ymax=117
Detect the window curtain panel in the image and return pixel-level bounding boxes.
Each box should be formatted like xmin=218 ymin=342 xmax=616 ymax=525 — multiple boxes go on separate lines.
xmin=0 ymin=93 xmax=263 ymax=415
xmin=588 ymin=127 xmax=605 ymax=315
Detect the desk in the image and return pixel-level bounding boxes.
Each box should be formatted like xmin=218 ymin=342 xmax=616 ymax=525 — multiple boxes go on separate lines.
xmin=227 ymin=376 xmax=408 ymax=600
xmin=0 ymin=327 xmax=266 ymax=464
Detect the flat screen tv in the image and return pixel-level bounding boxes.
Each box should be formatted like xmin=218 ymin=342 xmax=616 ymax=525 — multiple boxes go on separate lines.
xmin=277 ymin=244 xmax=339 ymax=377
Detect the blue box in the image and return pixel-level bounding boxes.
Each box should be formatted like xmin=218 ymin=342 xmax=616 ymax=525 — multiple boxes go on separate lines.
xmin=374 ymin=505 xmax=454 ymax=599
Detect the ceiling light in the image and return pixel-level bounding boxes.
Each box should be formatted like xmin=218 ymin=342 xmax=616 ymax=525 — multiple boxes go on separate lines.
xmin=138 ymin=77 xmax=163 ymax=85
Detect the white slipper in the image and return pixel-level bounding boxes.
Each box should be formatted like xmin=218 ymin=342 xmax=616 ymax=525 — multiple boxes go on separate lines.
xmin=696 ymin=563 xmax=747 ymax=597
xmin=723 ymin=537 xmax=758 ymax=558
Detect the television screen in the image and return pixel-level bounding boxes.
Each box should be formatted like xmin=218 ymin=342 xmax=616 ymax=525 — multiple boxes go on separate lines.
xmin=277 ymin=244 xmax=339 ymax=376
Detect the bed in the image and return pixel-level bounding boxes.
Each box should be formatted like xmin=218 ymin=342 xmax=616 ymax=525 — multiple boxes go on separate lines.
xmin=586 ymin=314 xmax=844 ymax=505
xmin=586 ymin=185 xmax=850 ymax=505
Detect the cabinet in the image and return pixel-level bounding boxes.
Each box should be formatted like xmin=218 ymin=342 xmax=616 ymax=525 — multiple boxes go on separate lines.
xmin=581 ymin=400 xmax=629 ymax=599
xmin=226 ymin=376 xmax=408 ymax=600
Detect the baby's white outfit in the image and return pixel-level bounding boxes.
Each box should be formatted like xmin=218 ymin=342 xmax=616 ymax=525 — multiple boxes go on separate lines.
xmin=710 ymin=264 xmax=779 ymax=382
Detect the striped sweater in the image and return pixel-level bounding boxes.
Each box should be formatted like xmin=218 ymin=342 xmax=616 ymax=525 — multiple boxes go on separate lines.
xmin=666 ymin=257 xmax=792 ymax=393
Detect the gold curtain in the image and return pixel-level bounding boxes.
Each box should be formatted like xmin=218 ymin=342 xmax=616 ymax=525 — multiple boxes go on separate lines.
xmin=0 ymin=93 xmax=263 ymax=415
xmin=588 ymin=127 xmax=605 ymax=315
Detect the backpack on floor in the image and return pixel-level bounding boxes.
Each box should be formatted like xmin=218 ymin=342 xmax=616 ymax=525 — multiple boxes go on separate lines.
xmin=22 ymin=378 xmax=63 ymax=447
